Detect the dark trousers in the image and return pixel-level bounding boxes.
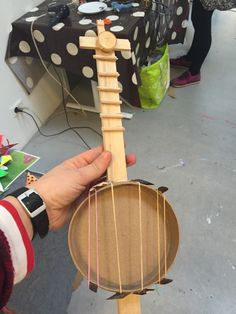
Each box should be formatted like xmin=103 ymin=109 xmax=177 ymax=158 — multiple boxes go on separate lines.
xmin=186 ymin=0 xmax=214 ymax=75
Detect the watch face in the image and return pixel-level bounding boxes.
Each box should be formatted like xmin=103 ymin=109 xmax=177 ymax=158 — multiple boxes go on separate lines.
xmin=21 ymin=192 xmax=44 ymax=213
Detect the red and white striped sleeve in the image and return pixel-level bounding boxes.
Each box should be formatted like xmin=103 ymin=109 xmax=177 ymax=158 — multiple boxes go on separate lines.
xmin=0 ymin=200 xmax=34 ymax=284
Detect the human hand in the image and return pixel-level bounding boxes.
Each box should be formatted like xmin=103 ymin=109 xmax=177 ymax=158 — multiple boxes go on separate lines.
xmin=28 ymin=146 xmax=136 ymax=230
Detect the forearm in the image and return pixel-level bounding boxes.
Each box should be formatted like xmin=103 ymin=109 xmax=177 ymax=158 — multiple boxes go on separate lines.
xmin=0 ymin=198 xmax=35 ymax=309
xmin=0 ymin=198 xmax=35 ymax=281
xmin=4 ymin=196 xmax=34 ymax=240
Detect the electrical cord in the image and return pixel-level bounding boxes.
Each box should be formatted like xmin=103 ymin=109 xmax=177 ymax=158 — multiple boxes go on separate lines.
xmin=15 ymin=107 xmax=102 ymax=139
xmin=30 ymin=12 xmax=98 ymax=149
xmin=43 ymin=37 xmax=92 ymax=149
xmin=30 ymin=13 xmax=90 ymax=111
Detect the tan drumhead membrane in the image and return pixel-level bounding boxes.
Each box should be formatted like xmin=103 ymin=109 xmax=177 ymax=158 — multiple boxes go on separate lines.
xmin=68 ymin=182 xmax=179 ymax=292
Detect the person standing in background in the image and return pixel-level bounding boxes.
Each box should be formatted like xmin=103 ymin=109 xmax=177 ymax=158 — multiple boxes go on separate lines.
xmin=170 ymin=0 xmax=214 ymax=87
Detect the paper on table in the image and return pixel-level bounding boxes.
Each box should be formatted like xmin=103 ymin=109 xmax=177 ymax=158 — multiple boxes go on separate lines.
xmin=0 ymin=150 xmax=40 ymax=193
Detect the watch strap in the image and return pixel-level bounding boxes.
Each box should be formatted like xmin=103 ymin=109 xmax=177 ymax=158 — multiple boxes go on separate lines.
xmin=7 ymin=187 xmax=49 ymax=238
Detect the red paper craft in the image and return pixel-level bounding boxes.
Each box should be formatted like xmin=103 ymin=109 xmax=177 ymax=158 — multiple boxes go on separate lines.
xmin=0 ymin=133 xmax=17 ymax=155
xmin=0 ymin=144 xmax=17 ymax=156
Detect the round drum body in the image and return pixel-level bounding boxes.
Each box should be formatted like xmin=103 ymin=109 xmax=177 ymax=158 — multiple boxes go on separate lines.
xmin=68 ymin=182 xmax=179 ymax=293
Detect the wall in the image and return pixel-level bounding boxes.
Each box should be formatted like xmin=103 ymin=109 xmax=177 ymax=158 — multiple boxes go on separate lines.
xmin=0 ymin=0 xmax=62 ymax=149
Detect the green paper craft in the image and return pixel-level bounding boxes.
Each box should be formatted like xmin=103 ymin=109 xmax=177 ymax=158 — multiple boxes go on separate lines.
xmin=0 ymin=181 xmax=3 ymax=193
xmin=0 ymin=168 xmax=8 ymax=178
xmin=0 ymin=150 xmax=39 ymax=193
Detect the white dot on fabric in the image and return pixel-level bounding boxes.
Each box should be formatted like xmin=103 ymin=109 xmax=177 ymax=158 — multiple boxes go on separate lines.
xmin=132 ymin=2 xmax=139 ymax=7
xmin=110 ymin=26 xmax=124 ymax=32
xmin=121 ymin=50 xmax=131 ymax=59
xmin=25 ymin=16 xmax=38 ymax=22
xmin=133 ymin=26 xmax=138 ymax=41
xmin=19 ymin=41 xmax=31 ymax=53
xmin=25 ymin=57 xmax=33 ymax=65
xmin=132 ymin=11 xmax=145 ymax=17
xmin=145 ymin=37 xmax=151 ymax=48
xmin=137 ymin=58 xmax=140 ymax=67
xmin=105 ymin=7 xmax=113 ymax=11
xmin=82 ymin=66 xmax=94 ymax=78
xmin=182 ymin=19 xmax=188 ymax=28
xmin=106 ymin=15 xmax=119 ymax=21
xmin=169 ymin=20 xmax=173 ymax=29
xmin=26 ymin=77 xmax=34 ymax=88
xmin=135 ymin=43 xmax=140 ymax=55
xmin=9 ymin=57 xmax=18 ymax=64
xmin=85 ymin=30 xmax=97 ymax=37
xmin=33 ymin=30 xmax=45 ymax=43
xmin=51 ymin=53 xmax=62 ymax=65
xmin=177 ymin=6 xmax=183 ymax=15
xmin=66 ymin=43 xmax=78 ymax=56
xmin=145 ymin=21 xmax=149 ymax=34
xmin=29 ymin=7 xmax=39 ymax=12
xmin=131 ymin=52 xmax=136 ymax=65
xmin=79 ymin=18 xmax=92 ymax=25
xmin=132 ymin=73 xmax=137 ymax=85
xmin=52 ymin=23 xmax=65 ymax=31
xmin=171 ymin=31 xmax=177 ymax=40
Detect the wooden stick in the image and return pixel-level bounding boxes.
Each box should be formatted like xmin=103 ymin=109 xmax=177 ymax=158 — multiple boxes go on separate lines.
xmin=79 ymin=19 xmax=141 ymax=313
xmin=96 ymin=21 xmax=141 ymax=314
xmin=80 ymin=36 xmax=131 ymax=51
xmin=94 ymin=25 xmax=128 ymax=181
xmin=117 ymin=294 xmax=141 ymax=314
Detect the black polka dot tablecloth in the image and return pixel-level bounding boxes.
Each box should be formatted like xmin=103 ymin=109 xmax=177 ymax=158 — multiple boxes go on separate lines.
xmin=5 ymin=0 xmax=189 ymax=107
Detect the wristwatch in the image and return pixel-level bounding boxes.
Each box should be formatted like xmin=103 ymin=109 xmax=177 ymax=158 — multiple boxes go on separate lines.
xmin=8 ymin=187 xmax=49 ymax=238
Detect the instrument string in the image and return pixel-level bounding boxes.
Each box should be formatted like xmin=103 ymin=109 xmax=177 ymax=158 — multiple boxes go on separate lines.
xmin=88 ymin=188 xmax=92 ymax=287
xmin=138 ymin=183 xmax=144 ymax=291
xmin=110 ymin=183 xmax=122 ymax=293
xmin=157 ymin=191 xmax=161 ymax=284
xmin=164 ymin=194 xmax=167 ymax=277
xmin=87 ymin=188 xmax=100 ymax=287
xmin=95 ymin=189 xmax=100 ymax=287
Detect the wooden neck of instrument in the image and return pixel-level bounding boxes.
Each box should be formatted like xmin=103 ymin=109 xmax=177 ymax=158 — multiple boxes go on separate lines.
xmin=102 ymin=116 xmax=127 ymax=182
xmin=95 ymin=20 xmax=128 ymax=182
xmin=96 ymin=58 xmax=128 ymax=182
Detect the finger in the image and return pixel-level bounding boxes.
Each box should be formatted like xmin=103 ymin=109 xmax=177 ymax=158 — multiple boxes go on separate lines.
xmin=65 ymin=145 xmax=104 ymax=168
xmin=126 ymin=154 xmax=136 ymax=167
xmin=77 ymin=151 xmax=112 ymax=185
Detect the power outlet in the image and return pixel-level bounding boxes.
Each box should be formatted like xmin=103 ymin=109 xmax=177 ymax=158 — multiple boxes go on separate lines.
xmin=9 ymin=99 xmax=22 ymax=118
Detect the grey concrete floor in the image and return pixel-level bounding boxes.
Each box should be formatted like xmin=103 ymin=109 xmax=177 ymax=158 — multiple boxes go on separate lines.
xmin=9 ymin=9 xmax=236 ymax=314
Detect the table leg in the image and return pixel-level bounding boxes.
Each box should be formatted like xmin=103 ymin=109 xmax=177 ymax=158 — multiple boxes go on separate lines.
xmin=66 ymin=80 xmax=101 ymax=113
xmin=117 ymin=294 xmax=141 ymax=314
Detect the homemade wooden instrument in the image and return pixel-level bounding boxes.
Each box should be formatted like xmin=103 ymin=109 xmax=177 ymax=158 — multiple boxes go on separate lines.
xmin=68 ymin=20 xmax=179 ymax=313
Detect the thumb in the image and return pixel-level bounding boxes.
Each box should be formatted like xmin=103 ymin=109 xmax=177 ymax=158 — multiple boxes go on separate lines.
xmin=78 ymin=151 xmax=112 ymax=185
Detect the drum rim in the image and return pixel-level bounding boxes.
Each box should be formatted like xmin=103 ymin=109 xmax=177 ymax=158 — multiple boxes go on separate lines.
xmin=68 ymin=181 xmax=179 ymax=292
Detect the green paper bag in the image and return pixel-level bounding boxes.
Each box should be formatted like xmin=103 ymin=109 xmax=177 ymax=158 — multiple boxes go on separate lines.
xmin=138 ymin=44 xmax=170 ymax=109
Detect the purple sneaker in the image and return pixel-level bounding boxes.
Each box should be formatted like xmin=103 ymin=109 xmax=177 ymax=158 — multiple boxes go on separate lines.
xmin=170 ymin=56 xmax=192 ymax=68
xmin=171 ymin=70 xmax=201 ymax=88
